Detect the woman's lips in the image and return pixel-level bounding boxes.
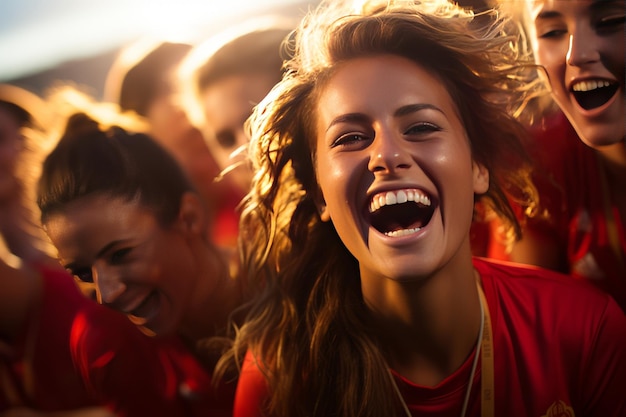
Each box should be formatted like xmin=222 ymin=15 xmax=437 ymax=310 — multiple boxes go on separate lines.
xmin=571 ymin=79 xmax=619 ymax=111
xmin=126 ymin=291 xmax=160 ymax=326
xmin=368 ymin=188 xmax=435 ymax=236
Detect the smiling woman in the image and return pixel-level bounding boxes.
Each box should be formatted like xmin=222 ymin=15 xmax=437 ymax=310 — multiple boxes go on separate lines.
xmin=32 ymin=93 xmax=249 ymax=414
xmin=0 ymin=85 xmax=228 ymax=415
xmin=490 ymin=0 xmax=626 ymax=311
xmin=37 ymin=109 xmax=244 ymax=343
xmin=314 ymin=55 xmax=488 ymax=281
xmin=218 ymin=1 xmax=626 ymax=416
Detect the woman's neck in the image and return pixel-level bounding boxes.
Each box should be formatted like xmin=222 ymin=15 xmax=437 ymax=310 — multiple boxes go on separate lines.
xmin=363 ymin=256 xmax=482 ymax=387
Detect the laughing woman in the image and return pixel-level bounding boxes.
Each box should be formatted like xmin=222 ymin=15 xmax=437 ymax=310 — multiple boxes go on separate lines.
xmin=222 ymin=1 xmax=626 ymax=416
xmin=34 ymin=97 xmax=245 ymax=414
xmin=492 ymin=0 xmax=626 ymax=311
xmin=0 ymin=86 xmax=220 ymax=415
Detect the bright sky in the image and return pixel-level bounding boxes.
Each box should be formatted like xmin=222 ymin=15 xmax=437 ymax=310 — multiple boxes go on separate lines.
xmin=0 ymin=0 xmax=314 ymax=81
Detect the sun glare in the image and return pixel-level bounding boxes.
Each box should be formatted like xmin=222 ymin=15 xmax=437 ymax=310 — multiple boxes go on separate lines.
xmin=0 ymin=0 xmax=307 ymax=81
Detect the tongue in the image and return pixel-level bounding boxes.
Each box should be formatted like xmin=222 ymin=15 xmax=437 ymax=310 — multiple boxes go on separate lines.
xmin=573 ymin=84 xmax=618 ymax=110
xmin=386 ymin=219 xmax=424 ymax=233
xmin=371 ymin=202 xmax=432 ymax=234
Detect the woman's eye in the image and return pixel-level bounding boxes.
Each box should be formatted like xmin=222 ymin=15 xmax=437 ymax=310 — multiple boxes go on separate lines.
xmin=595 ymin=15 xmax=625 ymax=34
xmin=405 ymin=122 xmax=441 ymax=135
xmin=537 ymin=28 xmax=567 ymax=39
xmin=216 ymin=131 xmax=237 ymax=148
xmin=331 ymin=133 xmax=369 ymax=148
xmin=72 ymin=268 xmax=93 ymax=283
xmin=110 ymin=248 xmax=132 ymax=264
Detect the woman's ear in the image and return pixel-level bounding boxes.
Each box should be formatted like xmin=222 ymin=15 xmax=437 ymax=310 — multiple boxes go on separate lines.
xmin=314 ymin=189 xmax=331 ymax=222
xmin=472 ymin=161 xmax=489 ymax=195
xmin=319 ymin=204 xmax=331 ymax=222
xmin=176 ymin=192 xmax=207 ymax=236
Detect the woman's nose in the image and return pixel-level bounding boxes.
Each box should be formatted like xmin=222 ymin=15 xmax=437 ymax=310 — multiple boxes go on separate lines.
xmin=566 ymin=28 xmax=600 ymax=67
xmin=93 ymin=265 xmax=126 ymax=305
xmin=367 ymin=133 xmax=412 ymax=174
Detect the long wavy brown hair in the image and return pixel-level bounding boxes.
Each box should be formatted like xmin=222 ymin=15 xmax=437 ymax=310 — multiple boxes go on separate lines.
xmin=218 ymin=1 xmax=543 ymax=415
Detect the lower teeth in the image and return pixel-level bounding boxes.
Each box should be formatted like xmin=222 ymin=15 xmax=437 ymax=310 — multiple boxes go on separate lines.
xmin=385 ymin=227 xmax=421 ymax=237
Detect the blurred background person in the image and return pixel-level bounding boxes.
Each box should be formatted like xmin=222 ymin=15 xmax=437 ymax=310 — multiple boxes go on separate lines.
xmin=179 ymin=18 xmax=295 ymax=250
xmin=35 ymin=86 xmax=249 ymax=413
xmin=103 ymin=40 xmax=234 ymax=246
xmin=1 ymin=84 xmax=222 ymax=417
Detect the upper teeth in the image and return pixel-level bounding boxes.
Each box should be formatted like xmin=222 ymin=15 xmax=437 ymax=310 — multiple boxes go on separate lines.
xmin=572 ymin=80 xmax=612 ymax=92
xmin=369 ymin=189 xmax=431 ymax=213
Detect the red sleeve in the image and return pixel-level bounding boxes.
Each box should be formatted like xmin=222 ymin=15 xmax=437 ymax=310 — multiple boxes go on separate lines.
xmin=71 ymin=309 xmax=191 ymax=416
xmin=70 ymin=293 xmax=226 ymax=417
xmin=233 ymin=350 xmax=270 ymax=417
xmin=10 ymin=264 xmax=99 ymax=409
xmin=34 ymin=264 xmax=220 ymax=416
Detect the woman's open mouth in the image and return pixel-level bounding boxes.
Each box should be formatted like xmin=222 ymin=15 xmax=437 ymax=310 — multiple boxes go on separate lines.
xmin=368 ymin=188 xmax=434 ymax=237
xmin=571 ymin=79 xmax=619 ymax=111
xmin=126 ymin=291 xmax=160 ymax=326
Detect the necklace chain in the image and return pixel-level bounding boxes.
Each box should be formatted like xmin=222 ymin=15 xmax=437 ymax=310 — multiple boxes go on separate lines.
xmin=388 ymin=286 xmax=485 ymax=417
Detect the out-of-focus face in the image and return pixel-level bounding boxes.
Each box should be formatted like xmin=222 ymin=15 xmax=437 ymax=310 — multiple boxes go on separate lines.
xmin=201 ymin=72 xmax=278 ymax=194
xmin=526 ymin=0 xmax=625 ymax=148
xmin=146 ymin=94 xmax=220 ymax=203
xmin=0 ymin=107 xmax=24 ymax=200
xmin=44 ymin=194 xmax=202 ymax=337
xmin=314 ymin=55 xmax=488 ymax=284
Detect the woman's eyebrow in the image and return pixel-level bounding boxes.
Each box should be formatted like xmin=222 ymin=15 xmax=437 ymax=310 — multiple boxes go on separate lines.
xmin=535 ymin=10 xmax=562 ymax=21
xmin=394 ymin=103 xmax=444 ymax=117
xmin=326 ymin=103 xmax=444 ymax=132
xmin=326 ymin=113 xmax=370 ymax=132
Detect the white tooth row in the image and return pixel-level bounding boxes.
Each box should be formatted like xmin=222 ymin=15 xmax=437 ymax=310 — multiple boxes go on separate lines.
xmin=369 ymin=189 xmax=431 ymax=213
xmin=573 ymin=80 xmax=612 ymax=92
xmin=385 ymin=227 xmax=421 ymax=237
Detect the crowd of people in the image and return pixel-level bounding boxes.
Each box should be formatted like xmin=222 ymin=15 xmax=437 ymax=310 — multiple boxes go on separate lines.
xmin=0 ymin=0 xmax=624 ymax=416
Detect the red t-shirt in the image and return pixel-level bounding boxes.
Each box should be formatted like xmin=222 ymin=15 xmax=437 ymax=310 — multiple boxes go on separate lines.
xmin=489 ymin=112 xmax=626 ymax=312
xmin=233 ymin=258 xmax=626 ymax=417
xmin=0 ymin=263 xmax=235 ymax=416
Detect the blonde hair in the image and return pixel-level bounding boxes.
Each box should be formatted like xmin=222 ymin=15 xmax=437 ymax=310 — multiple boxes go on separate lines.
xmin=493 ymin=0 xmax=560 ymax=118
xmin=0 ymin=85 xmax=55 ymax=262
xmin=221 ymin=1 xmax=542 ymax=415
